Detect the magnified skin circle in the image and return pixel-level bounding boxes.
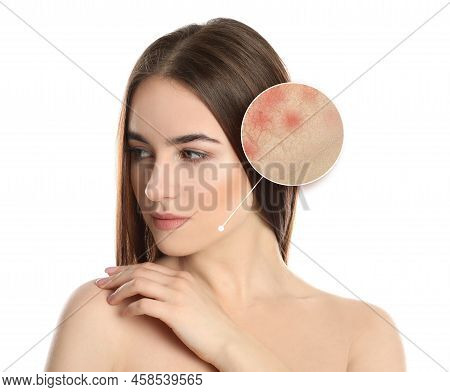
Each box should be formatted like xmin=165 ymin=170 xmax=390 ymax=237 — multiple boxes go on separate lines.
xmin=241 ymin=82 xmax=344 ymax=185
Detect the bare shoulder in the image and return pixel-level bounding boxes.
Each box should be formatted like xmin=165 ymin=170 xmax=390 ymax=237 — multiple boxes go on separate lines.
xmin=285 ymin=273 xmax=406 ymax=371
xmin=45 ymin=279 xmax=126 ymax=371
xmin=315 ymin=291 xmax=407 ymax=371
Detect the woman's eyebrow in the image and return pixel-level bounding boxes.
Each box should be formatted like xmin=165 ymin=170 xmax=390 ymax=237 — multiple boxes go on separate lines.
xmin=126 ymin=130 xmax=222 ymax=146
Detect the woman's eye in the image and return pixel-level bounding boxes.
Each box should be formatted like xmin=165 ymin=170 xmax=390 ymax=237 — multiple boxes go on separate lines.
xmin=128 ymin=147 xmax=153 ymax=160
xmin=127 ymin=146 xmax=209 ymax=164
xmin=180 ymin=149 xmax=209 ymax=163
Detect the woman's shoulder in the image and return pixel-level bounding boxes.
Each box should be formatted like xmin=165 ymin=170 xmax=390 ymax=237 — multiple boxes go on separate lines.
xmin=46 ymin=277 xmax=198 ymax=372
xmin=285 ymin=273 xmax=406 ymax=371
xmin=288 ymin=273 xmax=403 ymax=333
xmin=308 ymin=288 xmax=406 ymax=371
xmin=45 ymin=279 xmax=129 ymax=371
xmin=313 ymin=289 xmax=399 ymax=332
xmin=342 ymin=296 xmax=406 ymax=371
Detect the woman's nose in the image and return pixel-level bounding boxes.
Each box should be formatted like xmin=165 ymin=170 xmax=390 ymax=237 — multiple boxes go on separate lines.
xmin=144 ymin=160 xmax=180 ymax=202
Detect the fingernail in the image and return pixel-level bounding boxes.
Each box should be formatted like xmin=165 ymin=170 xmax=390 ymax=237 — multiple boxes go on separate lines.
xmin=105 ymin=266 xmax=119 ymax=274
xmin=96 ymin=277 xmax=109 ymax=286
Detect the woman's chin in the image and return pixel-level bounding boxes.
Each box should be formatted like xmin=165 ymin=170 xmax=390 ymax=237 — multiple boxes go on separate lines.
xmin=156 ymin=243 xmax=195 ymax=258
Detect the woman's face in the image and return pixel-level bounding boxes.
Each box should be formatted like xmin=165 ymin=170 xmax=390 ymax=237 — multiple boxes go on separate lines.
xmin=127 ymin=75 xmax=254 ymax=256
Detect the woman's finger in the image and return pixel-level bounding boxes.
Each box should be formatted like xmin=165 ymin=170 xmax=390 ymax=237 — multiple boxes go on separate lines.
xmin=140 ymin=261 xmax=181 ymax=276
xmin=97 ymin=266 xmax=175 ymax=290
xmin=104 ymin=266 xmax=122 ymax=274
xmin=107 ymin=277 xmax=175 ymax=305
xmin=105 ymin=261 xmax=180 ymax=277
xmin=124 ymin=298 xmax=169 ymax=319
xmin=96 ymin=269 xmax=129 ymax=288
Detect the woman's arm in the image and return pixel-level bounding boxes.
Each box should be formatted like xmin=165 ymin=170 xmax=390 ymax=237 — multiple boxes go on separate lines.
xmin=45 ymin=280 xmax=121 ymax=371
xmin=346 ymin=304 xmax=406 ymax=371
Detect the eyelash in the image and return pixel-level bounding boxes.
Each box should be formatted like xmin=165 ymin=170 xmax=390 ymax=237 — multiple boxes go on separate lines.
xmin=127 ymin=147 xmax=210 ymax=164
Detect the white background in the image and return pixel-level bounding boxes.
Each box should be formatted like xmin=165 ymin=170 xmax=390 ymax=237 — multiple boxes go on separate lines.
xmin=0 ymin=0 xmax=449 ymax=374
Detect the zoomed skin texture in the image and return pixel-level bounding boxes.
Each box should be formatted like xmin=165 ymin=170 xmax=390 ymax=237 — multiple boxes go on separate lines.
xmin=241 ymin=83 xmax=343 ymax=185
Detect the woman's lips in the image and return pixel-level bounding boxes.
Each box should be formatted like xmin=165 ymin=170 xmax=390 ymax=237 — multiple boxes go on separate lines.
xmin=151 ymin=216 xmax=190 ymax=230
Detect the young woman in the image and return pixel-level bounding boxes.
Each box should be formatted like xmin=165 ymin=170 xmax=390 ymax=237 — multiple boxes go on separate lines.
xmin=45 ymin=17 xmax=406 ymax=372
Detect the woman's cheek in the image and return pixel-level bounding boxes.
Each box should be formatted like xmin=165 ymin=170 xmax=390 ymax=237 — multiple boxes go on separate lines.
xmin=196 ymin=161 xmax=252 ymax=233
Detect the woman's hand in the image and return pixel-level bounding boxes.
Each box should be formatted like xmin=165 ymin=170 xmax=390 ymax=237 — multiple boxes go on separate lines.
xmin=95 ymin=261 xmax=241 ymax=367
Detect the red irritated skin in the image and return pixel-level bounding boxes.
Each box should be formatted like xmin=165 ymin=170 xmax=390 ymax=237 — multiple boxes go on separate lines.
xmin=242 ymin=84 xmax=287 ymax=161
xmin=241 ymin=82 xmax=344 ymax=185
xmin=282 ymin=110 xmax=303 ymax=131
xmin=245 ymin=85 xmax=285 ymax=139
xmin=242 ymin=137 xmax=260 ymax=161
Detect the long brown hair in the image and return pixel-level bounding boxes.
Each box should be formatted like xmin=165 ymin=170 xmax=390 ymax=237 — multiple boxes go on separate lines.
xmin=115 ymin=17 xmax=299 ymax=266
